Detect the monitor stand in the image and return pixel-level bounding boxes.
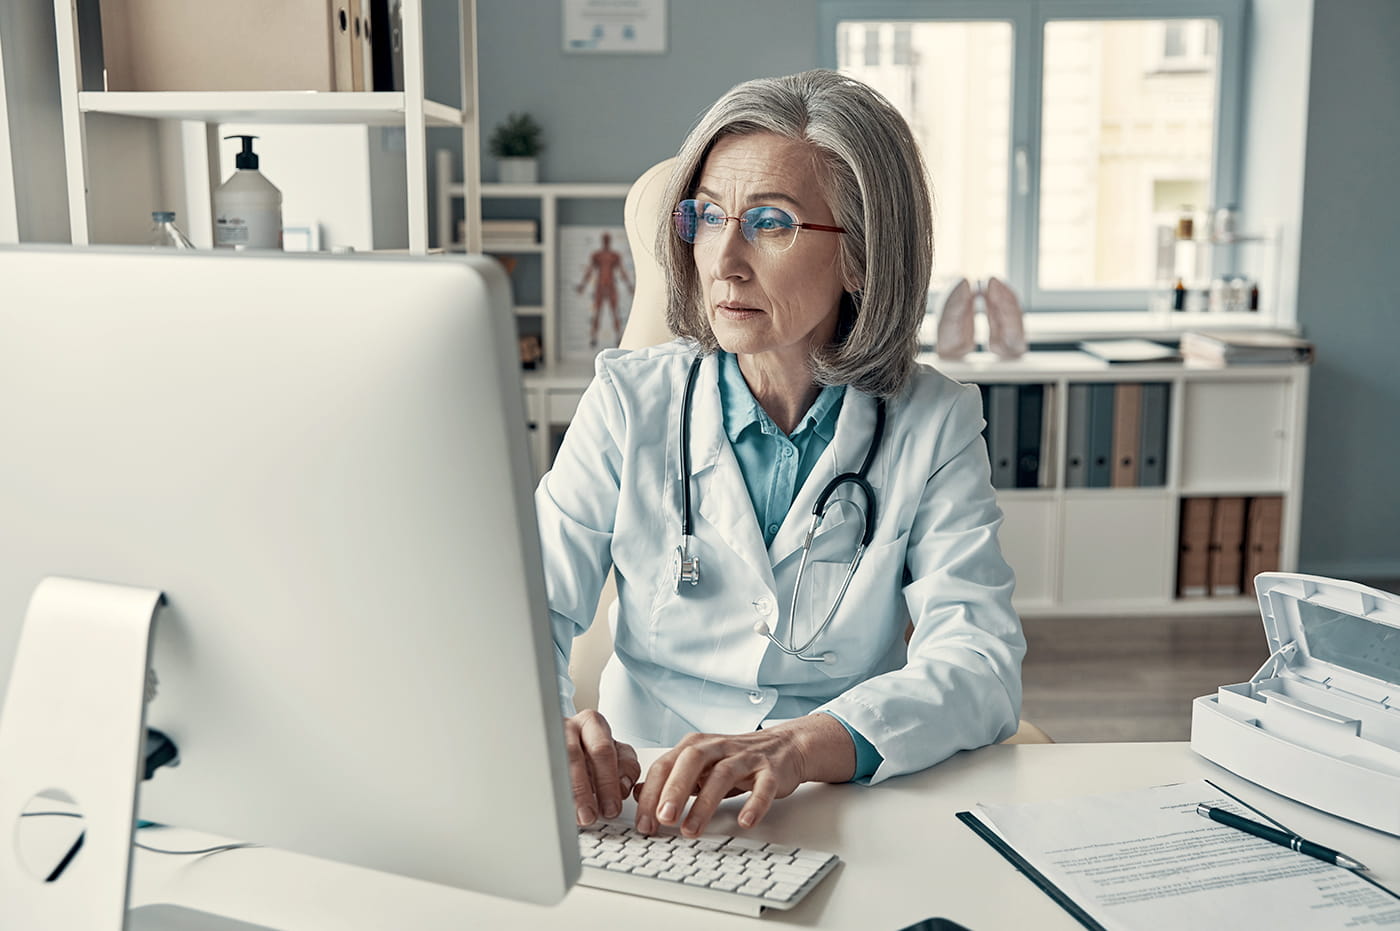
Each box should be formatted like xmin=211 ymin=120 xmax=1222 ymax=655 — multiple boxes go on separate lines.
xmin=0 ymin=577 xmax=164 ymax=931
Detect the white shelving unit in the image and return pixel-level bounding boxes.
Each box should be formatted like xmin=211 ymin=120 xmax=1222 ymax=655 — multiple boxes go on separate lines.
xmin=510 ymin=346 xmax=1310 ymax=617
xmin=931 ymin=351 xmax=1310 ymax=618
xmin=52 ymin=0 xmax=480 ymax=255
xmin=435 ymin=159 xmax=630 ymax=357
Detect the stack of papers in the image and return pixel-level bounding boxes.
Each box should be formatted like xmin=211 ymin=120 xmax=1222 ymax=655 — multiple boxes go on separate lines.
xmin=481 ymin=219 xmax=539 ymax=245
xmin=959 ymin=780 xmax=1398 ymax=930
xmin=1078 ymin=340 xmax=1180 ymax=364
xmin=1179 ymin=331 xmax=1314 ymax=366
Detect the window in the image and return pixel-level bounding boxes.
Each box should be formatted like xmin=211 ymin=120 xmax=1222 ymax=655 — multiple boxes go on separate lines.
xmin=823 ymin=1 xmax=1245 ymax=312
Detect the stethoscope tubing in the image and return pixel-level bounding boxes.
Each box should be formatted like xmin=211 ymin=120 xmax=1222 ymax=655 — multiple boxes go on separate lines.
xmin=676 ymin=354 xmax=887 ymax=662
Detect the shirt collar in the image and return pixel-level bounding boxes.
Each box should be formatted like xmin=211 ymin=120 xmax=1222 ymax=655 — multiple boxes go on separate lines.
xmin=717 ymin=351 xmax=844 ymax=443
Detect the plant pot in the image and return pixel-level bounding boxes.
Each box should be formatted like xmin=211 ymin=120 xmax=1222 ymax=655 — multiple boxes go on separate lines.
xmin=498 ymin=157 xmax=538 ymax=184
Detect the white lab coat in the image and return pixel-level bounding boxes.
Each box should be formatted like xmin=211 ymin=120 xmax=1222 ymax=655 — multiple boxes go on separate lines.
xmin=536 ymin=340 xmax=1024 ymax=783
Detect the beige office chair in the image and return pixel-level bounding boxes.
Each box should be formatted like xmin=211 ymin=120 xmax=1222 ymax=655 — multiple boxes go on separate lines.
xmin=566 ymin=159 xmax=1051 ymax=747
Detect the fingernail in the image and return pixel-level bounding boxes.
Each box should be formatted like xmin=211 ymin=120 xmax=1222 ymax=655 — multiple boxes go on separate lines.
xmin=577 ymin=806 xmax=596 ymax=827
xmin=739 ymin=812 xmax=755 ymax=828
xmin=658 ymin=801 xmax=677 ymax=823
xmin=637 ymin=815 xmax=654 ymax=834
xmin=603 ymin=800 xmax=621 ymax=818
xmin=620 ymin=776 xmax=634 ymax=796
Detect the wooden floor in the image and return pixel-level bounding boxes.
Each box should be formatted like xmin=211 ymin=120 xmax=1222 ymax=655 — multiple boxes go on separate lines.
xmin=1018 ymin=578 xmax=1399 ymax=743
xmin=1019 ymin=612 xmax=1266 ymax=743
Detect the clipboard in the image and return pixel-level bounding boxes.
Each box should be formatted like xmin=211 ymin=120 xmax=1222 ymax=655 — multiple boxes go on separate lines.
xmin=955 ymin=811 xmax=1106 ymax=931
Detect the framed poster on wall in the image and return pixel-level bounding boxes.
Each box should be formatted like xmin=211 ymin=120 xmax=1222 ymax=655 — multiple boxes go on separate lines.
xmin=563 ymin=0 xmax=666 ymax=54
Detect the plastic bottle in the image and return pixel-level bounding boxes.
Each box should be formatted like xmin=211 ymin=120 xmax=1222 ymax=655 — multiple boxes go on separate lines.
xmin=213 ymin=135 xmax=283 ymax=250
xmin=148 ymin=211 xmax=195 ymax=249
xmin=1172 ymin=277 xmax=1186 ymax=311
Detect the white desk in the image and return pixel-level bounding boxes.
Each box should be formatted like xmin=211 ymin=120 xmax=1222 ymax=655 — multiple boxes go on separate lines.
xmin=123 ymin=743 xmax=1399 ymax=930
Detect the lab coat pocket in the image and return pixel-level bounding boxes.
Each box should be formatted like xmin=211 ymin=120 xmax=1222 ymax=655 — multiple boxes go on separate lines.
xmin=796 ymin=531 xmax=909 ymax=680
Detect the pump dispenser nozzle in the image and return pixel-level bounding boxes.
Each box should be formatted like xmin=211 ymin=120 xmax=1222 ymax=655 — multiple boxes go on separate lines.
xmin=224 ymin=135 xmax=260 ymax=170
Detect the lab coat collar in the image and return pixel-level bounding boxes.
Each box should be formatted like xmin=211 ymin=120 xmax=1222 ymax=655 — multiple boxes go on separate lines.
xmin=769 ymin=388 xmax=881 ymax=567
xmin=686 ymin=354 xmax=778 ymax=592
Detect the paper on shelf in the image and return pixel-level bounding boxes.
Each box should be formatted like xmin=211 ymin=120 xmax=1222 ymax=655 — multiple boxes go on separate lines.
xmin=968 ymin=779 xmax=1399 ymax=930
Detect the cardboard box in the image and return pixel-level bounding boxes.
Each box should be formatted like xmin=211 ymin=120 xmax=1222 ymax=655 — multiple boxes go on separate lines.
xmin=99 ymin=0 xmax=356 ymax=92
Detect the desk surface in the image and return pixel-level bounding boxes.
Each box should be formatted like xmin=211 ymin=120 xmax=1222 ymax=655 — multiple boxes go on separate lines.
xmin=126 ymin=743 xmax=1398 ymax=930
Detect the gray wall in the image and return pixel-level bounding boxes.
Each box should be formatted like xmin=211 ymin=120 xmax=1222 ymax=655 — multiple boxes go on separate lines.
xmin=1294 ymin=0 xmax=1400 ymax=580
xmin=448 ymin=0 xmax=1400 ymax=580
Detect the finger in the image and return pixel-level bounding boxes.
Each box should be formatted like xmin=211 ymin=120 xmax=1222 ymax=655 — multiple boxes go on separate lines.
xmin=633 ymin=753 xmax=678 ymax=834
xmin=656 ymin=743 xmax=715 ymax=829
xmin=564 ymin=723 xmax=600 ymax=827
xmin=615 ymin=742 xmax=642 ymax=799
xmin=682 ymin=757 xmax=749 ymax=837
xmin=737 ymin=769 xmax=781 ymax=829
xmin=578 ymin=714 xmax=624 ymax=820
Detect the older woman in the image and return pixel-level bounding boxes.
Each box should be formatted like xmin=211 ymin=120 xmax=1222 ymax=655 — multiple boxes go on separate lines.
xmin=536 ymin=70 xmax=1024 ymax=839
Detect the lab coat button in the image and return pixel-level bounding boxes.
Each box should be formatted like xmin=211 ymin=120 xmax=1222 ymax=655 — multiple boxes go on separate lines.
xmin=752 ymin=596 xmax=774 ymax=616
xmin=747 ymin=691 xmax=764 ymax=704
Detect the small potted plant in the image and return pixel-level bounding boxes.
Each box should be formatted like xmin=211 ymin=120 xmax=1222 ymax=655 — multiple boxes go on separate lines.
xmin=489 ymin=112 xmax=544 ymax=184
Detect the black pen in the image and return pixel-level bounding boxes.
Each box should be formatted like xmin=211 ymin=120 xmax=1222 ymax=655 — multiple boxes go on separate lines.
xmin=1196 ymin=804 xmax=1369 ymax=872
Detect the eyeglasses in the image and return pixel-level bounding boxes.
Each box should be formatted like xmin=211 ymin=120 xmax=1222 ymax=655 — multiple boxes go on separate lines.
xmin=672 ymin=199 xmax=846 ymax=254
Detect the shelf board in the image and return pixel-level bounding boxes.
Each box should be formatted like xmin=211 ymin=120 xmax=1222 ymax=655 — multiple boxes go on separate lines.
xmin=483 ymin=241 xmax=545 ymax=254
xmin=514 ymin=304 xmax=545 ymax=316
xmin=77 ymin=92 xmax=464 ymax=127
xmin=477 ymin=182 xmax=633 ymax=198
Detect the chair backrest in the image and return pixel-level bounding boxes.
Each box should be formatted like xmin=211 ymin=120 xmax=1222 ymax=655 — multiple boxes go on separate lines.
xmin=619 ymin=157 xmax=677 ymax=350
xmin=568 ymin=158 xmax=676 ymax=711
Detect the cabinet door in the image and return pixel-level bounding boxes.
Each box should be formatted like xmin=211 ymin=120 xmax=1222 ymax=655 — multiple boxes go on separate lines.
xmin=1060 ymin=493 xmax=1175 ymax=605
xmin=998 ymin=497 xmax=1057 ymax=607
xmin=1178 ymin=379 xmax=1292 ymax=491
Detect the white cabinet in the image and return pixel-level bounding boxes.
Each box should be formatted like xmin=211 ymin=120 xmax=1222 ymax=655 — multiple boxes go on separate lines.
xmin=50 ymin=1 xmax=479 ymax=254
xmin=934 ymin=351 xmax=1310 ymax=617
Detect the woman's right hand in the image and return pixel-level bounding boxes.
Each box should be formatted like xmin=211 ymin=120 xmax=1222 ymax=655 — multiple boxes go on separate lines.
xmin=564 ymin=709 xmax=641 ymax=826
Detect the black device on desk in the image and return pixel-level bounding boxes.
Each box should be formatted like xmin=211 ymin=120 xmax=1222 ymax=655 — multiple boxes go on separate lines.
xmin=898 ymin=919 xmax=973 ymax=931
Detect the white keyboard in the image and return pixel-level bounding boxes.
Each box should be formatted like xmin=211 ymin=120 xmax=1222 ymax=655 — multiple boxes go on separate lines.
xmin=576 ymin=819 xmax=840 ymax=916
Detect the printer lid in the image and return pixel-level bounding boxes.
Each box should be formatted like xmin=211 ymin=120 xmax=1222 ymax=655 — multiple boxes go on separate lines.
xmin=1253 ymin=572 xmax=1400 ymax=707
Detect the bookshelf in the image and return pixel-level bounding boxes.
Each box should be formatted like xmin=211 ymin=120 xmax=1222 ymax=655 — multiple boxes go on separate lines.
xmin=932 ymin=351 xmax=1310 ymax=618
xmin=51 ymin=1 xmax=479 ymax=254
xmin=510 ymin=345 xmax=1309 ymax=617
xmin=435 ymin=155 xmax=631 ymax=364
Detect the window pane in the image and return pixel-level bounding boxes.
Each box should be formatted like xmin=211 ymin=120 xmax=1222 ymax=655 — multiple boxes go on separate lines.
xmin=838 ymin=21 xmax=1013 ymax=286
xmin=1038 ymin=19 xmax=1220 ymax=290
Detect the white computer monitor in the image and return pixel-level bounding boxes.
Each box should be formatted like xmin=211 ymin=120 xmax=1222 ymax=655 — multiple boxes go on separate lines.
xmin=0 ymin=246 xmax=578 ymax=923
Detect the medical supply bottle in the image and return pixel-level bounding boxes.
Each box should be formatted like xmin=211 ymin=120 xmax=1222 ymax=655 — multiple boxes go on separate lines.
xmin=214 ymin=135 xmax=282 ymax=250
xmin=148 ymin=211 xmax=195 ymax=249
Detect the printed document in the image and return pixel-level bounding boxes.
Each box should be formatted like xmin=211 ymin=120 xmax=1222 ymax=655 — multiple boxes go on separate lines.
xmin=970 ymin=779 xmax=1399 ymax=930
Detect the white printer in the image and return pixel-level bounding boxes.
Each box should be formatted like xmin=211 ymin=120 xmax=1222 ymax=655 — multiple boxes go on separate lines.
xmin=1191 ymin=572 xmax=1400 ymax=836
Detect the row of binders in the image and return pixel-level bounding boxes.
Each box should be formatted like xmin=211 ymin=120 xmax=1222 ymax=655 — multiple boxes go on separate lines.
xmin=979 ymin=385 xmax=1052 ymax=489
xmin=99 ymin=0 xmax=406 ymax=93
xmin=1177 ymin=496 xmax=1283 ymax=598
xmin=1065 ymin=383 xmax=1170 ymax=488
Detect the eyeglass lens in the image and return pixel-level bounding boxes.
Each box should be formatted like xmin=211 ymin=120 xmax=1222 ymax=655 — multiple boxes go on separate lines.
xmin=672 ymin=200 xmax=801 ymax=252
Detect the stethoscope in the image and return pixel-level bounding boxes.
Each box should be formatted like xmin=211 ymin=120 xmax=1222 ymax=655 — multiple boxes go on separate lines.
xmin=671 ymin=355 xmax=887 ymax=663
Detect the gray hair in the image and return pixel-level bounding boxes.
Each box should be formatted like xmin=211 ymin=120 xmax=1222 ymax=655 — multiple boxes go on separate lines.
xmin=658 ymin=69 xmax=933 ymax=399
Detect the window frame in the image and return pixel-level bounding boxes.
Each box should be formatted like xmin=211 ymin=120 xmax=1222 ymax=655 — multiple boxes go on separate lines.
xmin=819 ymin=0 xmax=1247 ymax=314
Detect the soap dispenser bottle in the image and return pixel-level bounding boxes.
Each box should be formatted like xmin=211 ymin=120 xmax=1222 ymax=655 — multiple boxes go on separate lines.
xmin=213 ymin=135 xmax=283 ymax=250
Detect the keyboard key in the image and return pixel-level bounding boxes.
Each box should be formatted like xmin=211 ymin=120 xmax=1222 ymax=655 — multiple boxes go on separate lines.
xmin=765 ymin=882 xmax=803 ymax=901
xmin=738 ymin=879 xmax=773 ymax=897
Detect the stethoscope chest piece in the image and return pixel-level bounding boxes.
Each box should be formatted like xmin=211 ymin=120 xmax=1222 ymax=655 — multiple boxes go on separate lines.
xmin=673 ymin=538 xmax=700 ymax=593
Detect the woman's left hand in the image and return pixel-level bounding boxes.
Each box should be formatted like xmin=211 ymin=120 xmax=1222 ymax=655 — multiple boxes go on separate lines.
xmin=632 ymin=714 xmax=856 ymax=837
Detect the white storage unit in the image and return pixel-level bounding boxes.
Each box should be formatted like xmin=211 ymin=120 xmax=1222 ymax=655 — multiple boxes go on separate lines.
xmin=51 ymin=1 xmax=479 ymax=254
xmin=934 ymin=351 xmax=1310 ymax=617
xmin=434 ymin=161 xmax=631 ymax=369
xmin=522 ymin=349 xmax=1309 ymax=618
